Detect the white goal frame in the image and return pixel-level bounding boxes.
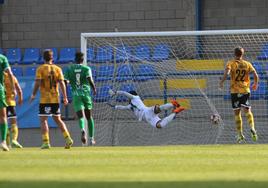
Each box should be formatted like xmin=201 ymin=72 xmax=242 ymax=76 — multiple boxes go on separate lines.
xmin=80 ymin=29 xmax=268 ymax=145
xmin=81 ymin=29 xmax=268 ymax=65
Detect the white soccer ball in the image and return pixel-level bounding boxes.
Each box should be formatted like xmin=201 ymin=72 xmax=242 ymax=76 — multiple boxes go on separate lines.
xmin=210 ymin=113 xmax=220 ymax=124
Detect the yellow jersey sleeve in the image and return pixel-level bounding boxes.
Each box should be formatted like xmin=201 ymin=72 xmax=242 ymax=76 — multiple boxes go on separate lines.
xmin=4 ymin=74 xmax=18 ymax=106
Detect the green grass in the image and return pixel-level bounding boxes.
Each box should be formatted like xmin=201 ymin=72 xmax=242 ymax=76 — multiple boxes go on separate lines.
xmin=0 ymin=145 xmax=268 ymax=188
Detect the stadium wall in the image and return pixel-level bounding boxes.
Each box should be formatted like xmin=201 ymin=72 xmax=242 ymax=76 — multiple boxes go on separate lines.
xmin=1 ymin=0 xmax=268 ymax=49
xmin=0 ymin=0 xmax=195 ymax=48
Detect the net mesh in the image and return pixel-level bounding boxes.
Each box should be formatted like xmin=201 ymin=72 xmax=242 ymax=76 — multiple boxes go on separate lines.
xmin=83 ymin=31 xmax=268 ymax=145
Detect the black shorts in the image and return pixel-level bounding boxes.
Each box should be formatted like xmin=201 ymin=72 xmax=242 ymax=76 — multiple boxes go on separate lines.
xmin=231 ymin=93 xmax=251 ymax=110
xmin=39 ymin=103 xmax=61 ymax=116
xmin=6 ymin=106 xmax=16 ymax=119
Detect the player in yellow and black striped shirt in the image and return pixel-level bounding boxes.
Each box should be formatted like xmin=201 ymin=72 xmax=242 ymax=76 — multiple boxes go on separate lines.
xmin=30 ymin=49 xmax=73 ymax=149
xmin=4 ymin=73 xmax=23 ymax=148
xmin=220 ymin=47 xmax=259 ymax=143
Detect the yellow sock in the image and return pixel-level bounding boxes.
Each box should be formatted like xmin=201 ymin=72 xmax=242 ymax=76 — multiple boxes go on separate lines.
xmin=42 ymin=132 xmax=50 ymax=144
xmin=63 ymin=131 xmax=70 ymax=139
xmin=6 ymin=129 xmax=10 ymax=146
xmin=245 ymin=111 xmax=255 ymax=131
xmin=234 ymin=114 xmax=243 ymax=135
xmin=11 ymin=124 xmax=18 ymax=141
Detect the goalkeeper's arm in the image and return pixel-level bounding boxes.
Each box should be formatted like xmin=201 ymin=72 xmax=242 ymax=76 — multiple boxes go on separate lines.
xmin=109 ymin=89 xmax=135 ymax=99
xmin=115 ymin=104 xmax=132 ymax=110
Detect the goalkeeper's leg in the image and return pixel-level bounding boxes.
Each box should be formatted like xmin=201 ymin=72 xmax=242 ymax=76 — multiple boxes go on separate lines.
xmin=160 ymin=99 xmax=185 ymax=113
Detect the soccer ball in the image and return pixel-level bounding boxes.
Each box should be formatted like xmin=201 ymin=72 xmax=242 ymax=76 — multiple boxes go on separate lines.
xmin=210 ymin=113 xmax=220 ymax=124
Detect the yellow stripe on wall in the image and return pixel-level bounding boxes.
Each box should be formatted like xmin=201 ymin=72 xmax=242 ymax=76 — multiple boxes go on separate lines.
xmin=143 ymin=98 xmax=191 ymax=109
xmin=160 ymin=79 xmax=207 ymax=89
xmin=176 ymin=59 xmax=224 ymax=71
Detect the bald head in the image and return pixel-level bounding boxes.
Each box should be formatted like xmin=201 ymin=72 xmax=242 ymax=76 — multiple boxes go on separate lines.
xmin=234 ymin=47 xmax=244 ymax=59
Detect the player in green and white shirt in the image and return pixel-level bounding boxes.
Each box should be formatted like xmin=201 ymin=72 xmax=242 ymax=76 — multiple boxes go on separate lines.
xmin=0 ymin=54 xmax=15 ymax=151
xmin=64 ymin=52 xmax=97 ymax=145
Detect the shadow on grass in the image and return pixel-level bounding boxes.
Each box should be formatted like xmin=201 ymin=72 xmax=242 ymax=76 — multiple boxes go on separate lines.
xmin=0 ymin=181 xmax=268 ymax=188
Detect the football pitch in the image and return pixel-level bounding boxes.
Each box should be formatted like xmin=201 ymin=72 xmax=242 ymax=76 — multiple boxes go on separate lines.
xmin=0 ymin=145 xmax=267 ymax=188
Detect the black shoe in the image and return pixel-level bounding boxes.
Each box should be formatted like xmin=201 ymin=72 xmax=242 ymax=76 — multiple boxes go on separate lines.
xmin=81 ymin=130 xmax=87 ymax=144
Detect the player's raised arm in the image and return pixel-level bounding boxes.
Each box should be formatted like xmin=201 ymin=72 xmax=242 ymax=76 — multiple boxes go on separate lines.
xmin=109 ymin=90 xmax=137 ymax=99
xmin=115 ymin=104 xmax=132 ymax=110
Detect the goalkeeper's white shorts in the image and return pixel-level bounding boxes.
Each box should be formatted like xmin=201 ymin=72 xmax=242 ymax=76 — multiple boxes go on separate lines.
xmin=144 ymin=107 xmax=161 ymax=128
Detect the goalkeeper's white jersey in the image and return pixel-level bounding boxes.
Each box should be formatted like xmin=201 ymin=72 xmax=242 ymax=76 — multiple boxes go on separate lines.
xmin=130 ymin=96 xmax=147 ymax=121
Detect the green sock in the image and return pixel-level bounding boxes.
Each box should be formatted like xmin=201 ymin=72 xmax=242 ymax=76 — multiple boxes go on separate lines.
xmin=87 ymin=117 xmax=95 ymax=138
xmin=0 ymin=123 xmax=8 ymax=141
xmin=79 ymin=118 xmax=85 ymax=131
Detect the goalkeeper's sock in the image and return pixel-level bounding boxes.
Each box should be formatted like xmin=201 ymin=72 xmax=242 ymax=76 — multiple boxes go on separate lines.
xmin=11 ymin=124 xmax=19 ymax=141
xmin=42 ymin=132 xmax=50 ymax=144
xmin=0 ymin=123 xmax=8 ymax=141
xmin=159 ymin=113 xmax=176 ymax=128
xmin=245 ymin=111 xmax=256 ymax=132
xmin=234 ymin=114 xmax=243 ymax=135
xmin=87 ymin=117 xmax=95 ymax=138
xmin=78 ymin=118 xmax=85 ymax=131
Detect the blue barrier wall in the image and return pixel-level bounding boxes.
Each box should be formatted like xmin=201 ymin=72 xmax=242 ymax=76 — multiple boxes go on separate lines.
xmin=16 ymin=77 xmax=56 ymax=128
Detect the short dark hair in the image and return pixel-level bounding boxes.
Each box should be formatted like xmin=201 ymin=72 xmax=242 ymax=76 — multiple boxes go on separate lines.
xmin=43 ymin=49 xmax=53 ymax=62
xmin=129 ymin=90 xmax=138 ymax=96
xmin=234 ymin=47 xmax=244 ymax=57
xmin=75 ymin=52 xmax=84 ymax=63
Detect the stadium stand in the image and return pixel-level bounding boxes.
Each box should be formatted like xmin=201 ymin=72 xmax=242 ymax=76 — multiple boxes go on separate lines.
xmin=89 ymin=65 xmax=97 ymax=80
xmin=115 ymin=45 xmax=132 ymax=63
xmin=21 ymin=48 xmax=40 ymax=64
xmin=6 ymin=48 xmax=22 ymax=65
xmin=25 ymin=66 xmax=37 ymax=76
xmin=252 ymin=62 xmax=265 ymax=74
xmin=135 ymin=64 xmax=157 ymax=81
xmin=116 ymin=83 xmax=136 ymax=102
xmin=12 ymin=67 xmax=23 ymax=77
xmin=176 ymin=59 xmax=224 ymax=71
xmin=160 ymin=78 xmax=207 ymax=89
xmin=132 ymin=44 xmax=150 ymax=62
xmin=250 ymin=82 xmax=267 ymax=100
xmin=58 ymin=47 xmax=76 ymax=64
xmin=151 ymin=44 xmax=170 ymax=61
xmin=116 ymin=64 xmax=133 ymax=81
xmin=96 ymin=65 xmax=114 ymax=82
xmin=94 ymin=46 xmax=113 ymax=63
xmin=87 ymin=47 xmax=95 ymax=62
xmin=94 ymin=85 xmax=112 ymax=102
xmin=257 ymin=43 xmax=268 ymax=60
xmin=0 ymin=48 xmax=3 ymax=54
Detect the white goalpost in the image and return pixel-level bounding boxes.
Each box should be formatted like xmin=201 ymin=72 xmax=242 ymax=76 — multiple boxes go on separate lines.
xmin=81 ymin=29 xmax=268 ymax=146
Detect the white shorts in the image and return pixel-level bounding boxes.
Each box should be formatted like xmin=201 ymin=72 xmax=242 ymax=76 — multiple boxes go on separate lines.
xmin=144 ymin=107 xmax=161 ymax=128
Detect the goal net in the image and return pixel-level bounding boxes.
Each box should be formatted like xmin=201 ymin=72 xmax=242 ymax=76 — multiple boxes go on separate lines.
xmin=81 ymin=29 xmax=268 ymax=146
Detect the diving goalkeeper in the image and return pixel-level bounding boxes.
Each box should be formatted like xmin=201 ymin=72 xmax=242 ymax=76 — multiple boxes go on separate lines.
xmin=108 ymin=90 xmax=185 ymax=128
